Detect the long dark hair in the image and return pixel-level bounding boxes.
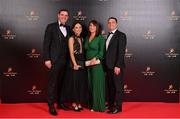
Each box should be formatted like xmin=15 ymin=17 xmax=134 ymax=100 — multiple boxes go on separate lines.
xmin=87 ymin=20 xmax=101 ymax=38
xmin=71 ymin=21 xmax=83 ymax=37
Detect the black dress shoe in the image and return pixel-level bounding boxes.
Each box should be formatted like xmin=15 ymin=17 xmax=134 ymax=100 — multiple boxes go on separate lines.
xmin=105 ymin=105 xmax=113 ymax=110
xmin=78 ymin=107 xmax=83 ymax=111
xmin=107 ymin=108 xmax=122 ymax=114
xmin=49 ymin=106 xmax=57 ymax=116
xmin=57 ymin=104 xmax=70 ymax=111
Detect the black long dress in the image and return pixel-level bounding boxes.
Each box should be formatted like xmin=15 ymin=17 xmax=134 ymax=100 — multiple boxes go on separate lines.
xmin=61 ymin=35 xmax=88 ymax=104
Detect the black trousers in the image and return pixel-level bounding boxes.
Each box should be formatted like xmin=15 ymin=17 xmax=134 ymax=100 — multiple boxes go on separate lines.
xmin=106 ymin=68 xmax=124 ymax=108
xmin=47 ymin=60 xmax=66 ymax=106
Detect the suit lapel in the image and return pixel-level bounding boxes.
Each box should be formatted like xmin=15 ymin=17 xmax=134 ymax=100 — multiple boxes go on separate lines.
xmin=65 ymin=25 xmax=70 ymax=38
xmin=56 ymin=22 xmax=65 ymax=39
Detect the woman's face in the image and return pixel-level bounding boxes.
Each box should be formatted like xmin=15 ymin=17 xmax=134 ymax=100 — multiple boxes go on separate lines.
xmin=89 ymin=23 xmax=97 ymax=33
xmin=73 ymin=23 xmax=82 ymax=36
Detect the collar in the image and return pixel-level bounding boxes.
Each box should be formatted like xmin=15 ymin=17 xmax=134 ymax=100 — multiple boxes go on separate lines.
xmin=110 ymin=28 xmax=117 ymax=34
xmin=58 ymin=21 xmax=66 ymax=26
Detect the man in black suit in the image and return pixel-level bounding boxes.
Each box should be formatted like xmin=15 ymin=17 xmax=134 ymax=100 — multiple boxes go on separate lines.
xmin=105 ymin=17 xmax=127 ymax=114
xmin=43 ymin=9 xmax=70 ymax=116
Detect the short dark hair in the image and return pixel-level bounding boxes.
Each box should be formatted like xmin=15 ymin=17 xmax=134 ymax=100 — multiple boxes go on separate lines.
xmin=108 ymin=17 xmax=118 ymax=23
xmin=88 ymin=20 xmax=101 ymax=38
xmin=58 ymin=9 xmax=69 ymax=14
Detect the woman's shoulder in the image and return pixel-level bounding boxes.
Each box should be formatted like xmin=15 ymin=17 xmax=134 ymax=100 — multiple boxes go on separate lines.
xmin=97 ymin=34 xmax=104 ymax=40
xmin=68 ymin=36 xmax=76 ymax=42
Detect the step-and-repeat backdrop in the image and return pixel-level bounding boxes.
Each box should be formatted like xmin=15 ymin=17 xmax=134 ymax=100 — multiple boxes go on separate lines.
xmin=0 ymin=0 xmax=179 ymax=103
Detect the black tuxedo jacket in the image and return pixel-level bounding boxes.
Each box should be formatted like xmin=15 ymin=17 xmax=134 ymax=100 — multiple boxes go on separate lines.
xmin=105 ymin=30 xmax=127 ymax=69
xmin=43 ymin=22 xmax=70 ymax=63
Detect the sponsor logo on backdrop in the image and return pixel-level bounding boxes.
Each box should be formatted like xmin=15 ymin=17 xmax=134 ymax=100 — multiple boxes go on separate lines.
xmin=123 ymin=84 xmax=133 ymax=94
xmin=27 ymin=85 xmax=42 ymax=95
xmin=26 ymin=10 xmax=39 ymax=21
xmin=3 ymin=67 xmax=18 ymax=77
xmin=125 ymin=48 xmax=133 ymax=58
xmin=27 ymin=48 xmax=40 ymax=58
xmin=165 ymin=48 xmax=179 ymax=58
xmin=101 ymin=30 xmax=107 ymax=38
xmin=168 ymin=10 xmax=180 ymax=21
xmin=142 ymin=66 xmax=155 ymax=76
xmin=1 ymin=29 xmax=16 ymax=40
xmin=73 ymin=10 xmax=87 ymax=21
xmin=119 ymin=10 xmax=132 ymax=21
xmin=164 ymin=84 xmax=178 ymax=94
xmin=143 ymin=30 xmax=156 ymax=40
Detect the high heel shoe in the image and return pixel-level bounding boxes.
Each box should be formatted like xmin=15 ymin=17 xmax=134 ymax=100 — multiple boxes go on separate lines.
xmin=78 ymin=105 xmax=83 ymax=110
xmin=72 ymin=106 xmax=80 ymax=112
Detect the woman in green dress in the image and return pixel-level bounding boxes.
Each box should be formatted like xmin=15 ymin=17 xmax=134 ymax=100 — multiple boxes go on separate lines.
xmin=84 ymin=20 xmax=106 ymax=112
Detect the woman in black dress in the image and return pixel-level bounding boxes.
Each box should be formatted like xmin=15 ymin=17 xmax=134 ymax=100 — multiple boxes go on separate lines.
xmin=61 ymin=22 xmax=88 ymax=111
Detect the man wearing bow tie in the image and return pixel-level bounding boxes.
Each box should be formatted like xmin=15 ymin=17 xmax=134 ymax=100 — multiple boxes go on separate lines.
xmin=105 ymin=17 xmax=127 ymax=114
xmin=43 ymin=9 xmax=71 ymax=116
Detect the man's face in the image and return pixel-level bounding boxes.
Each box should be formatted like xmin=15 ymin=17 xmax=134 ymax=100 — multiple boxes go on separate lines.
xmin=58 ymin=11 xmax=69 ymax=24
xmin=107 ymin=19 xmax=118 ymax=31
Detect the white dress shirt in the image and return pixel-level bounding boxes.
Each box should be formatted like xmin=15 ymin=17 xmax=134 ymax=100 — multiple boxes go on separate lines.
xmin=58 ymin=21 xmax=67 ymax=37
xmin=106 ymin=28 xmax=117 ymax=50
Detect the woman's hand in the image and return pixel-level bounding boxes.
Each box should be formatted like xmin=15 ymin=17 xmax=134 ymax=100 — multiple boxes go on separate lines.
xmin=73 ymin=64 xmax=81 ymax=70
xmin=90 ymin=58 xmax=96 ymax=65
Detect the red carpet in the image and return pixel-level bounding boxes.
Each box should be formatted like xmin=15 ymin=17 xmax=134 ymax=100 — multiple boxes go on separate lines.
xmin=0 ymin=102 xmax=180 ymax=118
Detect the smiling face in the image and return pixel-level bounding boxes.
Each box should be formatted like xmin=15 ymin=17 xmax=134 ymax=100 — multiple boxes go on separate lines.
xmin=89 ymin=23 xmax=97 ymax=34
xmin=58 ymin=11 xmax=69 ymax=24
xmin=108 ymin=18 xmax=118 ymax=31
xmin=73 ymin=23 xmax=82 ymax=36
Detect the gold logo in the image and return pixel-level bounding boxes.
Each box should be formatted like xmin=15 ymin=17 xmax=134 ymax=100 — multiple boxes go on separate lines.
xmin=77 ymin=11 xmax=82 ymax=16
xmin=6 ymin=30 xmax=11 ymax=35
xmin=142 ymin=66 xmax=155 ymax=76
xmin=125 ymin=48 xmax=133 ymax=58
xmin=27 ymin=48 xmax=40 ymax=58
xmin=3 ymin=67 xmax=18 ymax=77
xmin=120 ymin=10 xmax=132 ymax=21
xmin=123 ymin=84 xmax=133 ymax=94
xmin=1 ymin=29 xmax=16 ymax=40
xmin=30 ymin=11 xmax=35 ymax=16
xmin=27 ymin=85 xmax=42 ymax=95
xmin=8 ymin=67 xmax=12 ymax=72
xmin=73 ymin=10 xmax=87 ymax=21
xmin=26 ymin=10 xmax=39 ymax=21
xmin=171 ymin=11 xmax=176 ymax=16
xmin=143 ymin=30 xmax=156 ymax=40
xmin=164 ymin=84 xmax=178 ymax=94
xmin=101 ymin=30 xmax=107 ymax=38
xmin=165 ymin=48 xmax=179 ymax=58
xmin=169 ymin=10 xmax=180 ymax=21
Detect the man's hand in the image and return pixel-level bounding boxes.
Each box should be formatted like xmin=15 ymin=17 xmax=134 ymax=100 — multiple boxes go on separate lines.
xmin=45 ymin=60 xmax=52 ymax=69
xmin=114 ymin=67 xmax=121 ymax=75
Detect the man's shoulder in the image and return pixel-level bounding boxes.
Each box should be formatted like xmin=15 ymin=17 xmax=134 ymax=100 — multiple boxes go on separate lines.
xmin=116 ymin=30 xmax=126 ymax=36
xmin=47 ymin=22 xmax=58 ymax=27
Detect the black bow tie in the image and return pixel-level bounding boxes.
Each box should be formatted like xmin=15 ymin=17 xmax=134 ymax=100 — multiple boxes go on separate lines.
xmin=108 ymin=32 xmax=113 ymax=35
xmin=107 ymin=32 xmax=114 ymax=38
xmin=60 ymin=23 xmax=66 ymax=27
